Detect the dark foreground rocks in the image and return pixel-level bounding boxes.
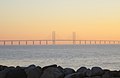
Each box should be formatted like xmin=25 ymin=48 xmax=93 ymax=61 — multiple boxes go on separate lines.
xmin=0 ymin=64 xmax=120 ymax=78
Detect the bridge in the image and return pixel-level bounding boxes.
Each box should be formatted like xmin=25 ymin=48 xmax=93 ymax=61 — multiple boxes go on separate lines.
xmin=0 ymin=40 xmax=120 ymax=45
xmin=0 ymin=32 xmax=120 ymax=45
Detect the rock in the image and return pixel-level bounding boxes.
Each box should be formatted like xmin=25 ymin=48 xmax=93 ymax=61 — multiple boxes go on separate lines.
xmin=110 ymin=71 xmax=120 ymax=77
xmin=86 ymin=69 xmax=92 ymax=77
xmin=0 ymin=67 xmax=15 ymax=78
xmin=91 ymin=76 xmax=101 ymax=78
xmin=64 ymin=68 xmax=75 ymax=76
xmin=40 ymin=67 xmax=64 ymax=78
xmin=0 ymin=69 xmax=9 ymax=78
xmin=57 ymin=66 xmax=65 ymax=76
xmin=28 ymin=64 xmax=36 ymax=68
xmin=6 ymin=68 xmax=27 ymax=78
xmin=25 ymin=66 xmax=42 ymax=78
xmin=91 ymin=67 xmax=104 ymax=76
xmin=102 ymin=71 xmax=110 ymax=78
xmin=64 ymin=73 xmax=83 ymax=78
xmin=76 ymin=67 xmax=87 ymax=76
xmin=42 ymin=64 xmax=57 ymax=71
xmin=0 ymin=65 xmax=7 ymax=71
xmin=85 ymin=76 xmax=101 ymax=78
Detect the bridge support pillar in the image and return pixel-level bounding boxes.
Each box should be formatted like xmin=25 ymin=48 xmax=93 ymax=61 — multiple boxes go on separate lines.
xmin=33 ymin=41 xmax=34 ymax=45
xmin=46 ymin=41 xmax=48 ymax=45
xmin=11 ymin=41 xmax=13 ymax=45
xmin=39 ymin=41 xmax=41 ymax=45
xmin=26 ymin=41 xmax=27 ymax=45
xmin=4 ymin=41 xmax=5 ymax=45
xmin=79 ymin=41 xmax=81 ymax=44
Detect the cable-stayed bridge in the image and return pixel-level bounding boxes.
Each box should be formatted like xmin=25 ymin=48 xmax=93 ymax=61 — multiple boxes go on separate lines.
xmin=0 ymin=40 xmax=120 ymax=45
xmin=0 ymin=32 xmax=120 ymax=45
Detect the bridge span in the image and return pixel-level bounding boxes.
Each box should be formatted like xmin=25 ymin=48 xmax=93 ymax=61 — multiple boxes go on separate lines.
xmin=0 ymin=40 xmax=120 ymax=45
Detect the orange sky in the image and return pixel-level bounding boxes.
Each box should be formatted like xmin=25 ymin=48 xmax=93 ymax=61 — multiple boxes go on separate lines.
xmin=0 ymin=0 xmax=120 ymax=40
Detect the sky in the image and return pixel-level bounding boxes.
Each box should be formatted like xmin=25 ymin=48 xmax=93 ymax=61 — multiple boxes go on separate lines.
xmin=0 ymin=0 xmax=120 ymax=40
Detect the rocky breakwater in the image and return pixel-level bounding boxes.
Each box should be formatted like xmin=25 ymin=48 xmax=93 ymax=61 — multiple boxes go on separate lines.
xmin=0 ymin=64 xmax=120 ymax=78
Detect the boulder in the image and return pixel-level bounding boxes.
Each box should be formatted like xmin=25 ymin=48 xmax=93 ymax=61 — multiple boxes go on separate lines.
xmin=76 ymin=67 xmax=87 ymax=76
xmin=85 ymin=76 xmax=101 ymax=78
xmin=57 ymin=66 xmax=65 ymax=75
xmin=27 ymin=64 xmax=36 ymax=68
xmin=102 ymin=71 xmax=110 ymax=78
xmin=6 ymin=68 xmax=27 ymax=78
xmin=0 ymin=65 xmax=7 ymax=71
xmin=25 ymin=66 xmax=42 ymax=78
xmin=0 ymin=69 xmax=9 ymax=78
xmin=0 ymin=67 xmax=15 ymax=78
xmin=64 ymin=68 xmax=75 ymax=76
xmin=86 ymin=69 xmax=92 ymax=77
xmin=91 ymin=67 xmax=104 ymax=76
xmin=110 ymin=71 xmax=120 ymax=77
xmin=40 ymin=67 xmax=64 ymax=78
xmin=42 ymin=64 xmax=57 ymax=71
xmin=91 ymin=76 xmax=101 ymax=78
xmin=64 ymin=73 xmax=83 ymax=78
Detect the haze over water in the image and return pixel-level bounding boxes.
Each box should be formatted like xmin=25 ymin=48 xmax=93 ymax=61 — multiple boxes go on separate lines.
xmin=0 ymin=45 xmax=120 ymax=70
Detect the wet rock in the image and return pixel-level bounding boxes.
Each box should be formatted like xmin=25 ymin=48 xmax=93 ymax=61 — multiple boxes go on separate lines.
xmin=40 ymin=67 xmax=64 ymax=78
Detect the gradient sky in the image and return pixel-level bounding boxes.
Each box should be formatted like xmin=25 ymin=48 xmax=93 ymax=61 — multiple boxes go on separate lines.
xmin=0 ymin=0 xmax=120 ymax=40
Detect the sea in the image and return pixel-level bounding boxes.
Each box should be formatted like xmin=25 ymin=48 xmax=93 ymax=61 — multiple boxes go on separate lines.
xmin=0 ymin=45 xmax=120 ymax=70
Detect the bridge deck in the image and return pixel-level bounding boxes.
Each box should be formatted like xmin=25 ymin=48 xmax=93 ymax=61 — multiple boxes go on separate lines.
xmin=0 ymin=40 xmax=120 ymax=45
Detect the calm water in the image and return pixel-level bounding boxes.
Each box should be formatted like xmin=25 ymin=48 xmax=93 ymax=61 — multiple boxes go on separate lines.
xmin=0 ymin=45 xmax=120 ymax=70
